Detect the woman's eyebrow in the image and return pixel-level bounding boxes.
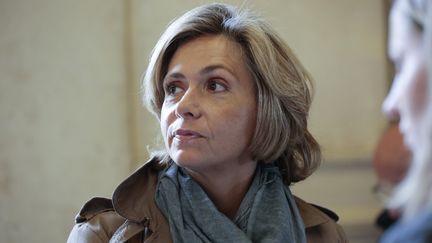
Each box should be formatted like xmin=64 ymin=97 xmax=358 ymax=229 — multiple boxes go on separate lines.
xmin=163 ymin=72 xmax=185 ymax=81
xmin=200 ymin=64 xmax=235 ymax=77
xmin=163 ymin=64 xmax=236 ymax=82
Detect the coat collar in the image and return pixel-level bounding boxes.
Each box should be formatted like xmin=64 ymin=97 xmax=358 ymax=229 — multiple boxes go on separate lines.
xmin=112 ymin=158 xmax=333 ymax=230
xmin=294 ymin=196 xmax=332 ymax=228
xmin=112 ymin=158 xmax=163 ymax=223
xmin=112 ymin=158 xmax=173 ymax=242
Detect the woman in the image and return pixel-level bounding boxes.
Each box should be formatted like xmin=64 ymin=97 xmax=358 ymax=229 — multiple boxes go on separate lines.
xmin=381 ymin=0 xmax=432 ymax=242
xmin=67 ymin=3 xmax=346 ymax=242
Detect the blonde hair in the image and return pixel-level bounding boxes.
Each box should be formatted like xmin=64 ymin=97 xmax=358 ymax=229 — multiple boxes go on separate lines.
xmin=388 ymin=0 xmax=432 ymax=220
xmin=143 ymin=3 xmax=320 ymax=185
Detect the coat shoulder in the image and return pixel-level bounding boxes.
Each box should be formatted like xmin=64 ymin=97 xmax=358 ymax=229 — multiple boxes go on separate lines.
xmin=75 ymin=197 xmax=114 ymax=223
xmin=67 ymin=197 xmax=127 ymax=243
xmin=310 ymin=203 xmax=339 ymax=222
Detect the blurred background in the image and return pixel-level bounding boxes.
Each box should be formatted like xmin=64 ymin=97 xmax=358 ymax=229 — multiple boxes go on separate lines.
xmin=0 ymin=0 xmax=391 ymax=242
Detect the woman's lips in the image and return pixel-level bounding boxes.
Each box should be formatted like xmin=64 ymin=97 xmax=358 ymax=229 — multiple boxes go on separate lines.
xmin=173 ymin=129 xmax=204 ymax=141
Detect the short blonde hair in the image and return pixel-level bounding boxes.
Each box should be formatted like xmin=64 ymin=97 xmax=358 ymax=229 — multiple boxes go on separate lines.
xmin=143 ymin=3 xmax=320 ymax=185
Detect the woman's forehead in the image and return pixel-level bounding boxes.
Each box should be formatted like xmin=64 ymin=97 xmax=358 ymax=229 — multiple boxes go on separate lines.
xmin=167 ymin=35 xmax=247 ymax=76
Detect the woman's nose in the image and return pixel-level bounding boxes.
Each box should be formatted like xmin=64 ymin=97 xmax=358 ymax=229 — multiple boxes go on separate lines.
xmin=175 ymin=88 xmax=201 ymax=119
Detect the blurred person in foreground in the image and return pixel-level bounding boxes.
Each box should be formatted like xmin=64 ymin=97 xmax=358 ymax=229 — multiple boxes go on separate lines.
xmin=66 ymin=3 xmax=347 ymax=243
xmin=380 ymin=0 xmax=432 ymax=242
xmin=373 ymin=123 xmax=411 ymax=230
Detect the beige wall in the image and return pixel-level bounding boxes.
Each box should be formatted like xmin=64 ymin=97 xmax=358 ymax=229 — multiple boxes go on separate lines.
xmin=0 ymin=0 xmax=387 ymax=242
xmin=0 ymin=0 xmax=131 ymax=242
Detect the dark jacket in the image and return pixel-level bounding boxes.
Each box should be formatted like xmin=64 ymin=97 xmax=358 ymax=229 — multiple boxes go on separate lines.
xmin=67 ymin=159 xmax=348 ymax=243
xmin=380 ymin=211 xmax=432 ymax=243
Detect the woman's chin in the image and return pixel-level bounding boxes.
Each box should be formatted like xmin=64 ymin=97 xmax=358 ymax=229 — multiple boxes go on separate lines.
xmin=170 ymin=152 xmax=204 ymax=169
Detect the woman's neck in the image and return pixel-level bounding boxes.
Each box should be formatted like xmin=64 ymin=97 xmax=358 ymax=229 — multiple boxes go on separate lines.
xmin=186 ymin=160 xmax=257 ymax=219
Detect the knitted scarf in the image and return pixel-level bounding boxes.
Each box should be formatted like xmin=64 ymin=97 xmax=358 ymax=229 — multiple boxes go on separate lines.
xmin=155 ymin=163 xmax=306 ymax=243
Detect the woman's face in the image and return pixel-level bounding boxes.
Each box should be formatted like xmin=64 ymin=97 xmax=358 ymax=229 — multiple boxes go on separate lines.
xmin=160 ymin=35 xmax=257 ymax=173
xmin=383 ymin=0 xmax=428 ymax=150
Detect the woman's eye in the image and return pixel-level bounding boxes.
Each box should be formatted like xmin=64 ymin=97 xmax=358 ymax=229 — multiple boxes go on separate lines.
xmin=207 ymin=80 xmax=226 ymax=92
xmin=165 ymin=83 xmax=182 ymax=95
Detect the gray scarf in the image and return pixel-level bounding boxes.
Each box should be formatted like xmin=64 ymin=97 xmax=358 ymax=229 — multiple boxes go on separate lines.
xmin=155 ymin=163 xmax=306 ymax=243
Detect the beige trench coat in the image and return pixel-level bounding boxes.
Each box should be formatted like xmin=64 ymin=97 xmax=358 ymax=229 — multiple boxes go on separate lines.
xmin=67 ymin=159 xmax=348 ymax=243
